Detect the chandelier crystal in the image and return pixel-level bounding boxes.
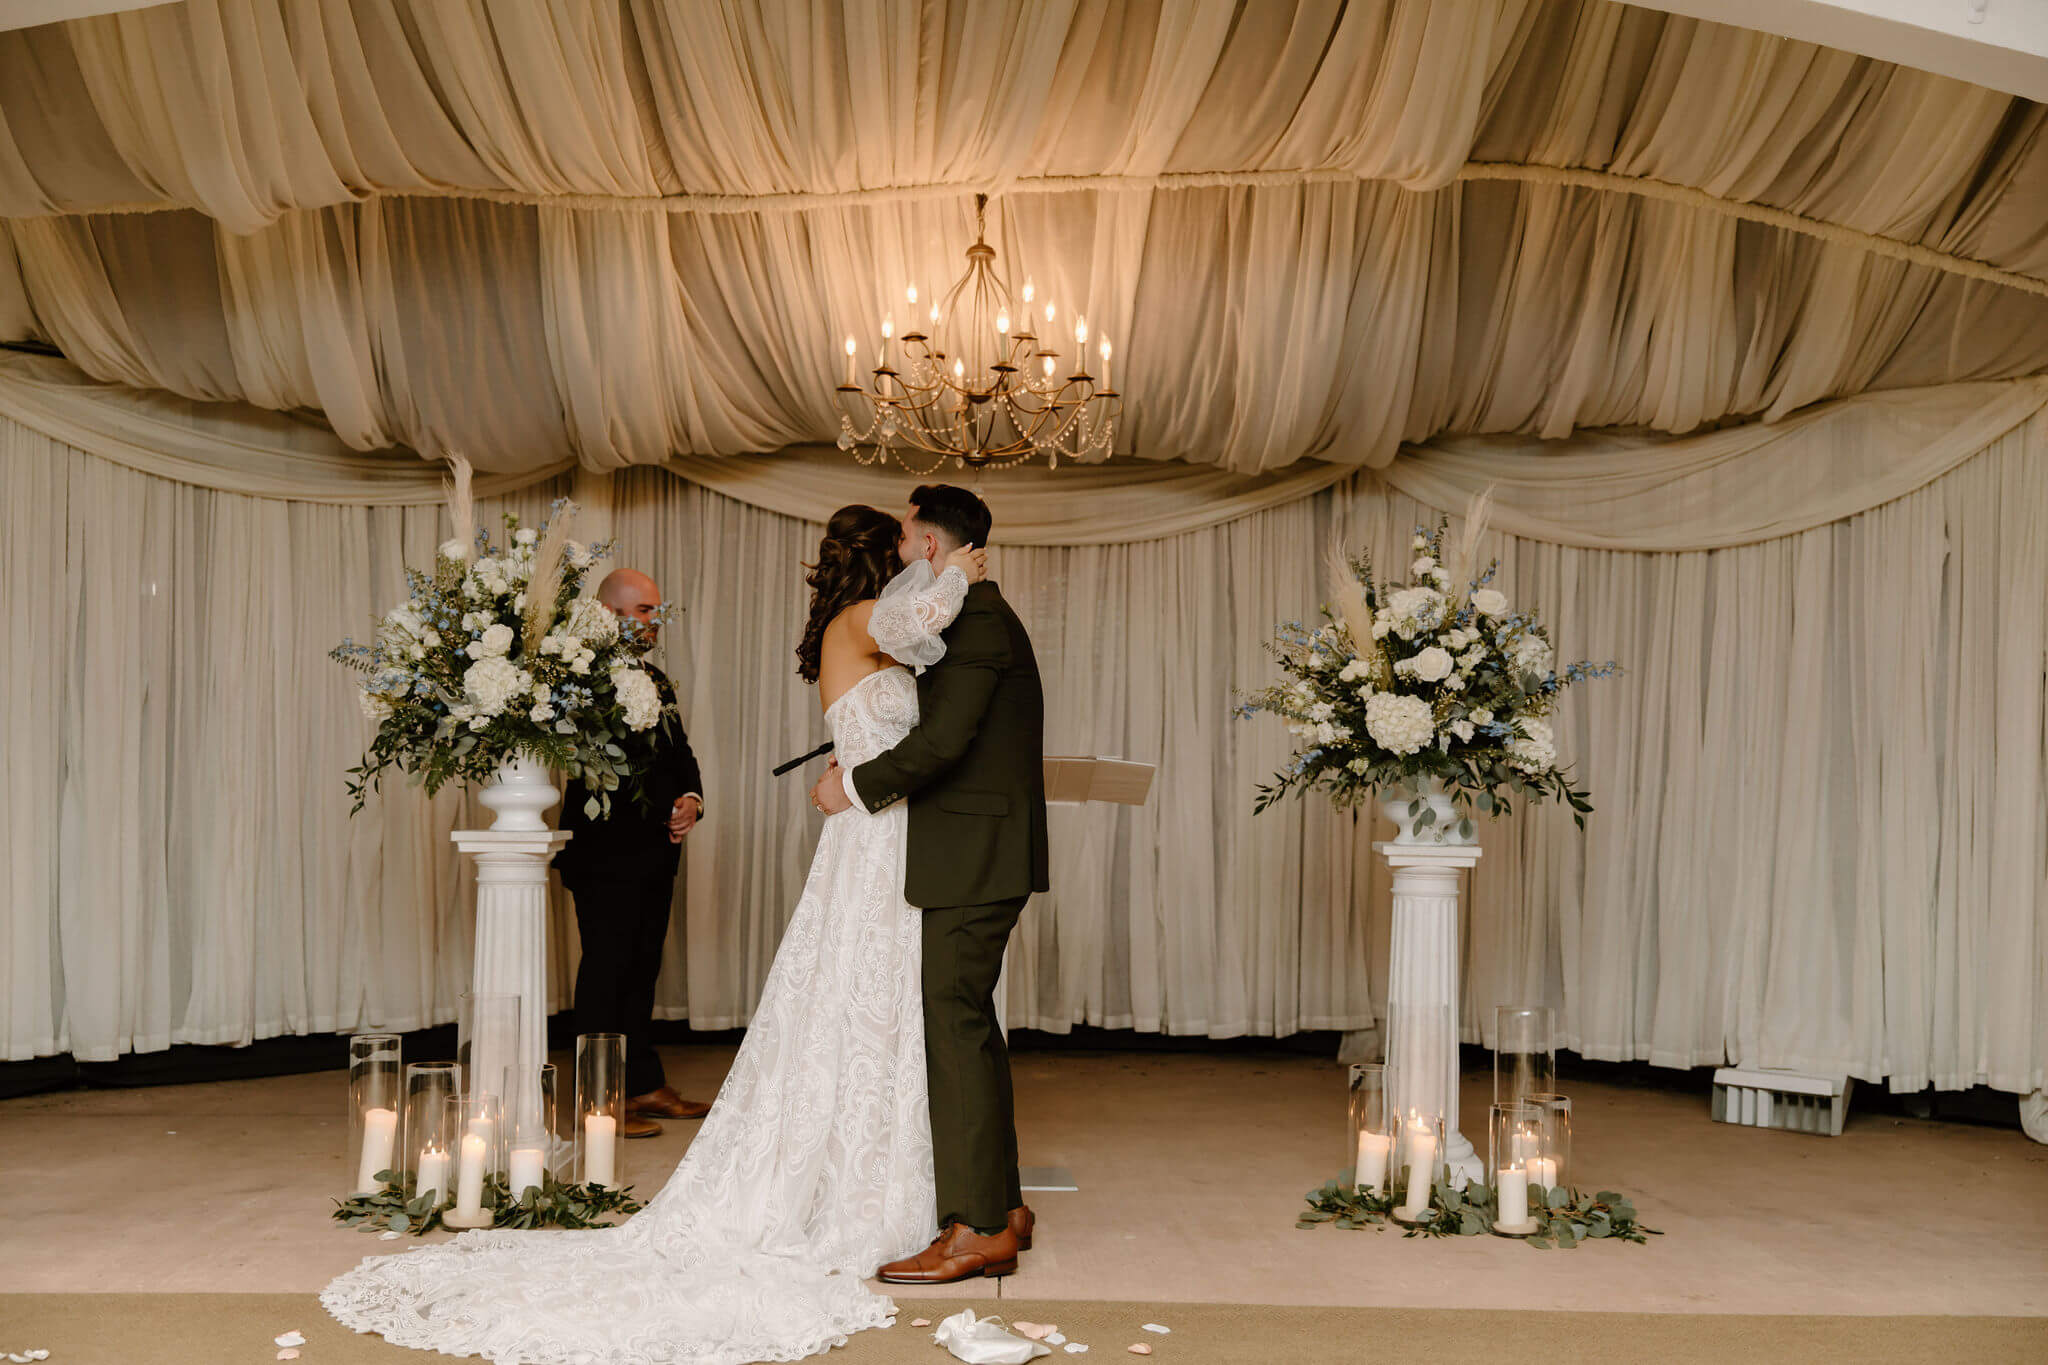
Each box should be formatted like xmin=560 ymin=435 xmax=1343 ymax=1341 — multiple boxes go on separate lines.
xmin=834 ymin=195 xmax=1120 ymax=474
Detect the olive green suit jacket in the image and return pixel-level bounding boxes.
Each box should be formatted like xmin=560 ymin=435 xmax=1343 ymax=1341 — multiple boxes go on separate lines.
xmin=849 ymin=580 xmax=1050 ymax=909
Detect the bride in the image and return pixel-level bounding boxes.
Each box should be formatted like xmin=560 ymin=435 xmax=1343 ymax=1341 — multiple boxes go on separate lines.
xmin=323 ymin=504 xmax=984 ymax=1365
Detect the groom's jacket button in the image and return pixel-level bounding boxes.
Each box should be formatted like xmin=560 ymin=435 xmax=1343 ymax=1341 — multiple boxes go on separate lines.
xmin=936 ymin=790 xmax=1010 ymax=817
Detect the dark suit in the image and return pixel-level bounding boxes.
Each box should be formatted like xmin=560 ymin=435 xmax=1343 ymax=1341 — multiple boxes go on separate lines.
xmin=555 ymin=665 xmax=702 ymax=1098
xmin=850 ymin=580 xmax=1049 ymax=1233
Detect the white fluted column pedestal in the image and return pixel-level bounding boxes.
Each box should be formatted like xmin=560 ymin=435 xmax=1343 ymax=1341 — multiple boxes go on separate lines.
xmin=1377 ymin=840 xmax=1484 ymax=1187
xmin=452 ymin=827 xmax=570 ymax=1132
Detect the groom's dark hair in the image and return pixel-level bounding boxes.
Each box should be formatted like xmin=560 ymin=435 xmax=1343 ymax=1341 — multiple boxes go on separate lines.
xmin=909 ymin=484 xmax=993 ymax=549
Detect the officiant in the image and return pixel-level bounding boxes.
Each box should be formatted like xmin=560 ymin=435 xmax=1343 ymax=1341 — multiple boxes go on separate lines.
xmin=555 ymin=567 xmax=710 ymax=1139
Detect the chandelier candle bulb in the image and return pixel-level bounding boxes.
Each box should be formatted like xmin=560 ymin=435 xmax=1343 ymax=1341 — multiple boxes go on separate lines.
xmin=354 ymin=1106 xmax=398 ymax=1194
xmin=1099 ymin=338 xmax=1111 ymax=388
xmin=1075 ymin=315 xmax=1088 ymax=345
xmin=843 ymin=336 xmax=856 ymax=386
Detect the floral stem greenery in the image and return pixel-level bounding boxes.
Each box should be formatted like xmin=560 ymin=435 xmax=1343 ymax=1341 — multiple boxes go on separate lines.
xmin=331 ymin=1170 xmax=644 ymax=1236
xmin=1297 ymin=1175 xmax=1660 ymax=1249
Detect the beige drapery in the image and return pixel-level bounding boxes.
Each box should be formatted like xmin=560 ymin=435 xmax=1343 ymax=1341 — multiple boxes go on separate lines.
xmin=3 ymin=380 xmax=2042 ymax=1100
xmin=6 ymin=0 xmax=2048 ymax=476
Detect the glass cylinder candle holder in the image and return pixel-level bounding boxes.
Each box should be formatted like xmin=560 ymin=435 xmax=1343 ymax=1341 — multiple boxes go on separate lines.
xmin=444 ymin=1093 xmax=503 ymax=1229
xmin=1346 ymin=1063 xmax=1393 ymax=1195
xmin=508 ymin=1063 xmax=554 ymax=1205
xmin=1488 ymin=1101 xmax=1544 ymax=1235
xmin=1493 ymin=1004 xmax=1556 ymax=1107
xmin=458 ymin=992 xmax=523 ymax=1119
xmin=575 ymin=1033 xmax=627 ymax=1189
xmin=1523 ymin=1092 xmax=1573 ymax=1193
xmin=1390 ymin=1109 xmax=1446 ymax=1225
xmin=346 ymin=1033 xmax=403 ymax=1197
xmin=402 ymin=1061 xmax=461 ymax=1202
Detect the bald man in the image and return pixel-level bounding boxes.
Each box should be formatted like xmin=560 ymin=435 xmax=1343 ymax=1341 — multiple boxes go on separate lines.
xmin=555 ymin=568 xmax=709 ymax=1137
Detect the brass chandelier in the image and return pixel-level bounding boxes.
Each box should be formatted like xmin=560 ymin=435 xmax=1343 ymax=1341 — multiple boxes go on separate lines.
xmin=834 ymin=194 xmax=1120 ymax=473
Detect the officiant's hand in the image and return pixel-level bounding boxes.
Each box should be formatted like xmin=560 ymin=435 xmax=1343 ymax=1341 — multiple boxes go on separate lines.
xmin=945 ymin=543 xmax=988 ymax=583
xmin=667 ymin=794 xmax=701 ymax=842
xmin=811 ymin=759 xmax=853 ymax=816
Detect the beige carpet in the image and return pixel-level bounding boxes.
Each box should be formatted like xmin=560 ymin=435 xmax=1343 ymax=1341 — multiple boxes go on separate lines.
xmin=4 ymin=1296 xmax=2045 ymax=1365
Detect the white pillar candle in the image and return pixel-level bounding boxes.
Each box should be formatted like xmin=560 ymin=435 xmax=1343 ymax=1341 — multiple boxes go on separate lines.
xmin=1355 ymin=1132 xmax=1391 ymax=1193
xmin=584 ymin=1115 xmax=617 ymax=1187
xmin=354 ymin=1106 xmax=398 ymax=1193
xmin=454 ymin=1133 xmax=488 ymax=1217
xmin=466 ymin=1112 xmax=496 ymax=1152
xmin=415 ymin=1147 xmax=451 ymax=1207
xmin=1397 ymin=1127 xmax=1437 ymax=1221
xmin=1497 ymin=1167 xmax=1531 ymax=1228
xmin=1527 ymin=1156 xmax=1558 ymax=1190
xmin=509 ymin=1145 xmax=546 ymax=1201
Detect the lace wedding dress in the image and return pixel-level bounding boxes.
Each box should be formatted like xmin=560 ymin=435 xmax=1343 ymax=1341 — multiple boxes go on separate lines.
xmin=323 ymin=563 xmax=968 ymax=1365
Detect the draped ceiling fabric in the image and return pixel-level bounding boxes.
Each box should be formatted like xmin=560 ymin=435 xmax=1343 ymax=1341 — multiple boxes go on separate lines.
xmin=3 ymin=0 xmax=2048 ymax=475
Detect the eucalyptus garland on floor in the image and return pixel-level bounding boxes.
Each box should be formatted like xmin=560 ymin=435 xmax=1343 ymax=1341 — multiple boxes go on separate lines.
xmin=1299 ymin=1177 xmax=1658 ymax=1249
xmin=333 ymin=1170 xmax=644 ymax=1236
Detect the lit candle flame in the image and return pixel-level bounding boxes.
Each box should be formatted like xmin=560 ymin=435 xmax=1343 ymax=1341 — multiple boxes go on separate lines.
xmin=997 ymin=312 xmax=1010 ymax=334
xmin=844 ymin=336 xmax=856 ymax=356
xmin=1022 ymin=278 xmax=1035 ymax=302
xmin=883 ymin=317 xmax=894 ymax=340
xmin=1075 ymin=316 xmax=1088 ymax=345
xmin=906 ymin=284 xmax=918 ymax=305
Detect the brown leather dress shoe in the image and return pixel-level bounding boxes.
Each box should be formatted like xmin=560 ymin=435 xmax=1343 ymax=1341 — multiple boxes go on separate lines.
xmin=622 ymin=1114 xmax=663 ymax=1139
xmin=629 ymin=1086 xmax=712 ymax=1120
xmin=875 ymin=1222 xmax=1020 ymax=1284
xmin=1009 ymin=1204 xmax=1035 ymax=1251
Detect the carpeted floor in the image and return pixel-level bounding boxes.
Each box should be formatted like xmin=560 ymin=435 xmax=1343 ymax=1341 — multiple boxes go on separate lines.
xmin=4 ymin=1296 xmax=2047 ymax=1365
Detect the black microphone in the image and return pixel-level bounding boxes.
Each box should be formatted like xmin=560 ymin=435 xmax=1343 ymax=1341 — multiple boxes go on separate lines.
xmin=771 ymin=740 xmax=834 ymax=776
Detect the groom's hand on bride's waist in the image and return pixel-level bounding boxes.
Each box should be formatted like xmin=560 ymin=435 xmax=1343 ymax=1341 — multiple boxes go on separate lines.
xmin=811 ymin=759 xmax=854 ymax=816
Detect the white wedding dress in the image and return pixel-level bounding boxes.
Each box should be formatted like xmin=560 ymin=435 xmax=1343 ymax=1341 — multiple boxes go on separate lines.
xmin=323 ymin=564 xmax=968 ymax=1365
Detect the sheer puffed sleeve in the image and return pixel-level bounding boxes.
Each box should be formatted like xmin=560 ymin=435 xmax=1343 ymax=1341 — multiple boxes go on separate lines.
xmin=869 ymin=560 xmax=969 ymax=672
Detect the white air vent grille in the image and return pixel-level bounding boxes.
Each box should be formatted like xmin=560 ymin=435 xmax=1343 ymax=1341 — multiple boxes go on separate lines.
xmin=1711 ymin=1067 xmax=1852 ymax=1136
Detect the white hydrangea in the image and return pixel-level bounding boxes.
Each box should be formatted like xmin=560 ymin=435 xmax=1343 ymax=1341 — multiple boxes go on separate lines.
xmin=467 ymin=623 xmax=514 ymax=660
xmin=1412 ymin=556 xmax=1437 ymax=576
xmin=1307 ymin=701 xmax=1335 ymax=723
xmin=1397 ymin=646 xmax=1455 ymax=683
xmin=462 ymin=657 xmax=532 ymax=717
xmin=382 ymin=602 xmax=426 ymax=639
xmin=1364 ymin=692 xmax=1435 ymax=756
xmin=1384 ymin=586 xmax=1447 ymax=639
xmin=566 ymin=597 xmax=620 ymax=645
xmin=1315 ymin=721 xmax=1349 ymax=745
xmin=1338 ymin=659 xmax=1370 ymax=684
xmin=1442 ymin=675 xmax=1465 ymax=692
xmin=1509 ymin=716 xmax=1557 ymax=773
xmin=515 ymin=527 xmax=539 ymax=547
xmin=611 ymin=666 xmax=662 ymax=731
xmin=359 ymin=690 xmax=392 ymax=722
xmin=1509 ymin=631 xmax=1554 ymax=676
xmin=438 ymin=538 xmax=469 ymax=562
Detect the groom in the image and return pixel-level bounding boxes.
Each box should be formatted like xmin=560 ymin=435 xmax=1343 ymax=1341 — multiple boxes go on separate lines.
xmin=812 ymin=484 xmax=1050 ymax=1282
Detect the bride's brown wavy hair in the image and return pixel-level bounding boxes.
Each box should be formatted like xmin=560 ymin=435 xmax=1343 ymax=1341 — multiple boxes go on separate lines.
xmin=796 ymin=504 xmax=902 ymax=683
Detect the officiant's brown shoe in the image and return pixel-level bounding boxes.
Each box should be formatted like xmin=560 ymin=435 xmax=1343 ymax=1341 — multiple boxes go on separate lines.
xmin=622 ymin=1114 xmax=663 ymax=1139
xmin=1009 ymin=1204 xmax=1034 ymax=1251
xmin=630 ymin=1086 xmax=712 ymax=1120
xmin=874 ymin=1223 xmax=1019 ymax=1283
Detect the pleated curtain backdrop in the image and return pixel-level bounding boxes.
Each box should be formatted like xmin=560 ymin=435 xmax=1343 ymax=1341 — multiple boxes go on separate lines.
xmin=4 ymin=408 xmax=2042 ymax=1100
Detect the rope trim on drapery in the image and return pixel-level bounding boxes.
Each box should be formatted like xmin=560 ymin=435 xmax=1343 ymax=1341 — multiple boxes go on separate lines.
xmin=17 ymin=161 xmax=2048 ymax=300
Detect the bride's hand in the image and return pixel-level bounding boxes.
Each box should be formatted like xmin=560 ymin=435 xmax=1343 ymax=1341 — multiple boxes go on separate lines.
xmin=945 ymin=543 xmax=988 ymax=583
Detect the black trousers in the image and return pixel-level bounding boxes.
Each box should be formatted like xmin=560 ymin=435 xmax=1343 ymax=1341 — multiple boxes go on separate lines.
xmin=563 ymin=866 xmax=677 ymax=1098
xmin=922 ymin=894 xmax=1029 ymax=1234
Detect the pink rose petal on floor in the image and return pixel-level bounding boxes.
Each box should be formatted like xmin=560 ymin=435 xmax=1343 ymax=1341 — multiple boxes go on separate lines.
xmin=1127 ymin=1346 xmax=1153 ymax=1356
xmin=911 ymin=1319 xmax=930 ymax=1328
xmin=1013 ymin=1321 xmax=1057 ymax=1341
xmin=277 ymin=1352 xmax=301 ymax=1362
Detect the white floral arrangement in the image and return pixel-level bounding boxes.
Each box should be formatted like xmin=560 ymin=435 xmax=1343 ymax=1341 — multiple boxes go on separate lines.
xmin=331 ymin=499 xmax=673 ymax=819
xmin=1238 ymin=511 xmax=1616 ymax=836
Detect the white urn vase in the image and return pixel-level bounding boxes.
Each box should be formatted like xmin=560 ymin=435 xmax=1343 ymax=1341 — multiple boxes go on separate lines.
xmin=1380 ymin=778 xmax=1473 ymax=846
xmin=477 ymin=754 xmax=559 ymax=831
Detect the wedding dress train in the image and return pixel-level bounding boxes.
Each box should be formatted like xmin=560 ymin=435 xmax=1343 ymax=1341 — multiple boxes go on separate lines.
xmin=323 ymin=566 xmax=965 ymax=1365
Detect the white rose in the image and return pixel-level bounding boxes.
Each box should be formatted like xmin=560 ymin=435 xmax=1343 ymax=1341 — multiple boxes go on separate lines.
xmin=422 ymin=631 xmax=440 ymax=648
xmin=610 ymin=666 xmax=662 ymax=731
xmin=1510 ymin=632 xmax=1554 ymax=676
xmin=1449 ymin=719 xmax=1476 ymax=743
xmin=514 ymin=592 xmax=527 ymax=613
xmin=1408 ymin=646 xmax=1453 ymax=682
xmin=515 ymin=527 xmax=539 ymax=546
xmin=529 ymin=702 xmax=556 ymax=723
xmin=1364 ymin=692 xmax=1434 ymax=756
xmin=462 ymin=656 xmax=532 ymax=717
xmin=358 ymin=691 xmax=392 ymax=722
xmin=572 ymin=649 xmax=595 ymax=675
xmin=466 ymin=623 xmax=514 ymax=660
xmin=1472 ymin=709 xmax=1495 ymax=726
xmin=1470 ymin=588 xmax=1508 ymax=617
xmin=1412 ymin=534 xmax=1428 ymax=550
xmin=409 ymin=644 xmax=426 ymax=660
xmin=438 ymin=538 xmax=469 ymax=561
xmin=567 ymin=541 xmax=593 ymax=569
